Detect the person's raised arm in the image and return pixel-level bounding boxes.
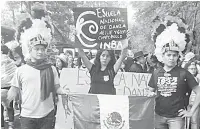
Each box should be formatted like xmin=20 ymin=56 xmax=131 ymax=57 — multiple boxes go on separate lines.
xmin=74 ymin=28 xmax=93 ymax=71
xmin=114 ymin=30 xmax=131 ymax=73
xmin=78 ymin=48 xmax=93 ymax=71
xmin=114 ymin=47 xmax=128 ymax=73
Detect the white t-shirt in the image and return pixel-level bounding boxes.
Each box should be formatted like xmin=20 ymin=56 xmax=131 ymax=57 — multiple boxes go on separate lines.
xmin=11 ymin=64 xmax=59 ymax=118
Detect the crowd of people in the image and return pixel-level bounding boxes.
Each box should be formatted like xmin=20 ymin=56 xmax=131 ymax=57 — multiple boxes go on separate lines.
xmin=2 ymin=38 xmax=200 ymax=129
xmin=1 ymin=2 xmax=200 ymax=129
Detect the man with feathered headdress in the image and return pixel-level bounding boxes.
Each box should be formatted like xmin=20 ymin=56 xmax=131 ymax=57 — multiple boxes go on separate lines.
xmin=147 ymin=16 xmax=200 ymax=129
xmin=7 ymin=2 xmax=68 ymax=129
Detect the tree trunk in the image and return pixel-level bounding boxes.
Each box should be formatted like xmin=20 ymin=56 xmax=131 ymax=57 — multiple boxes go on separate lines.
xmin=12 ymin=10 xmax=15 ymax=26
xmin=52 ymin=22 xmax=66 ymax=43
xmin=192 ymin=2 xmax=198 ymax=30
xmin=191 ymin=2 xmax=199 ymax=54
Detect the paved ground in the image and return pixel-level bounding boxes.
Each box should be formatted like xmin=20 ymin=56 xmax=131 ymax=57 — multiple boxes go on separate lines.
xmin=3 ymin=110 xmax=20 ymax=129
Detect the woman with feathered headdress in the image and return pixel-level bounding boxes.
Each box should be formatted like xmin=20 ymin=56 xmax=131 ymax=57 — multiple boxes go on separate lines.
xmin=147 ymin=16 xmax=200 ymax=129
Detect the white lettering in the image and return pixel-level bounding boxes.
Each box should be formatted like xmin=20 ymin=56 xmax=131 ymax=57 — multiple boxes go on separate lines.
xmin=96 ymin=8 xmax=121 ymax=18
xmin=99 ymin=41 xmax=123 ymax=49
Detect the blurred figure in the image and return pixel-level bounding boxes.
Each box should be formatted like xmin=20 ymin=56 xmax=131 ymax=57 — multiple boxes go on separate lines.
xmin=7 ymin=44 xmax=25 ymax=113
xmin=64 ymin=50 xmax=73 ymax=58
xmin=119 ymin=61 xmax=126 ymax=72
xmin=56 ymin=53 xmax=68 ymax=77
xmin=123 ymin=56 xmax=134 ymax=72
xmin=67 ymin=55 xmax=73 ymax=68
xmin=129 ymin=51 xmax=148 ymax=73
xmin=1 ymin=45 xmax=16 ymax=129
xmin=184 ymin=61 xmax=200 ymax=129
xmin=5 ymin=40 xmax=25 ymax=67
xmin=64 ymin=50 xmax=74 ymax=68
xmin=147 ymin=54 xmax=163 ymax=73
xmin=181 ymin=52 xmax=196 ymax=68
xmin=73 ymin=57 xmax=79 ymax=68
xmin=11 ymin=46 xmax=25 ymax=67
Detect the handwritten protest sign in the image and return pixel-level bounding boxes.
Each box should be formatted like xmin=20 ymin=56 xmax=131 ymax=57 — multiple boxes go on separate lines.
xmin=60 ymin=68 xmax=151 ymax=96
xmin=73 ymin=8 xmax=127 ymax=49
xmin=55 ymin=68 xmax=152 ymax=129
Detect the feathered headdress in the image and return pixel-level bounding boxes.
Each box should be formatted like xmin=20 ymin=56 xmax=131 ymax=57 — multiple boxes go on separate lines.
xmin=151 ymin=16 xmax=190 ymax=62
xmin=16 ymin=2 xmax=54 ymax=60
xmin=5 ymin=40 xmax=19 ymax=51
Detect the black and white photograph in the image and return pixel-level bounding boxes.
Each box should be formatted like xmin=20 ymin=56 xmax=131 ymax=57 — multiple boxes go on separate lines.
xmin=1 ymin=1 xmax=200 ymax=129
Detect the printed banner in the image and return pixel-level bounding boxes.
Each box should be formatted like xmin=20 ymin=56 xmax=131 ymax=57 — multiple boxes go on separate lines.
xmin=73 ymin=8 xmax=128 ymax=49
xmin=71 ymin=94 xmax=155 ymax=129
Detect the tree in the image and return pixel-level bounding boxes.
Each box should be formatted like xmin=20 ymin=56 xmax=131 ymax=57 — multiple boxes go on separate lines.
xmin=129 ymin=1 xmax=200 ymax=54
xmin=2 ymin=1 xmax=199 ymax=54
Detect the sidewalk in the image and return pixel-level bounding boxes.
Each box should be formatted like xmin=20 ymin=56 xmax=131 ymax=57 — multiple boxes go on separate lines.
xmin=3 ymin=110 xmax=20 ymax=129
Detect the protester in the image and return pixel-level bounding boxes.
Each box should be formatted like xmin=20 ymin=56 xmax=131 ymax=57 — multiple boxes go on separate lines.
xmin=64 ymin=50 xmax=73 ymax=58
xmin=11 ymin=46 xmax=25 ymax=67
xmin=56 ymin=53 xmax=68 ymax=77
xmin=146 ymin=54 xmax=163 ymax=73
xmin=123 ymin=56 xmax=135 ymax=72
xmin=7 ymin=2 xmax=69 ymax=129
xmin=181 ymin=52 xmax=196 ymax=68
xmin=67 ymin=55 xmax=74 ymax=68
xmin=1 ymin=45 xmax=16 ymax=129
xmin=6 ymin=42 xmax=25 ymax=112
xmin=129 ymin=51 xmax=148 ymax=73
xmin=148 ymin=16 xmax=200 ymax=129
xmin=72 ymin=57 xmax=79 ymax=68
xmin=184 ymin=61 xmax=200 ymax=129
xmin=119 ymin=61 xmax=126 ymax=72
xmin=78 ymin=48 xmax=128 ymax=94
xmin=76 ymin=31 xmax=129 ymax=94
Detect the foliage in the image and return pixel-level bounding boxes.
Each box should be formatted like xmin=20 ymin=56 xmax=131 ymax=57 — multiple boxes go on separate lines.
xmin=129 ymin=1 xmax=200 ymax=54
xmin=1 ymin=1 xmax=200 ymax=54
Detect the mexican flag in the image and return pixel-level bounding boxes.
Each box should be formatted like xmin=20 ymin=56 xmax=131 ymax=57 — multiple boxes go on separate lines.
xmin=70 ymin=94 xmax=155 ymax=129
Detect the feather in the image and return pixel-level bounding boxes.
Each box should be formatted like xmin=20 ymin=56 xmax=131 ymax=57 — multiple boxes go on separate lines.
xmin=151 ymin=16 xmax=190 ymax=62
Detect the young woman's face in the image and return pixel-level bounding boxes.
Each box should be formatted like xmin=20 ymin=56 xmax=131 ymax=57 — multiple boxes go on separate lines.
xmin=162 ymin=50 xmax=179 ymax=67
xmin=188 ymin=64 xmax=197 ymax=75
xmin=56 ymin=58 xmax=62 ymax=69
xmin=100 ymin=50 xmax=111 ymax=66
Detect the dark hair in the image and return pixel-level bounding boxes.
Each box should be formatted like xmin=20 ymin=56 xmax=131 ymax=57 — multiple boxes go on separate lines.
xmin=147 ymin=55 xmax=164 ymax=68
xmin=184 ymin=61 xmax=198 ymax=77
xmin=14 ymin=46 xmax=25 ymax=66
xmin=77 ymin=57 xmax=82 ymax=68
xmin=94 ymin=50 xmax=116 ymax=72
xmin=1 ymin=45 xmax=9 ymax=54
xmin=150 ymin=55 xmax=158 ymax=63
